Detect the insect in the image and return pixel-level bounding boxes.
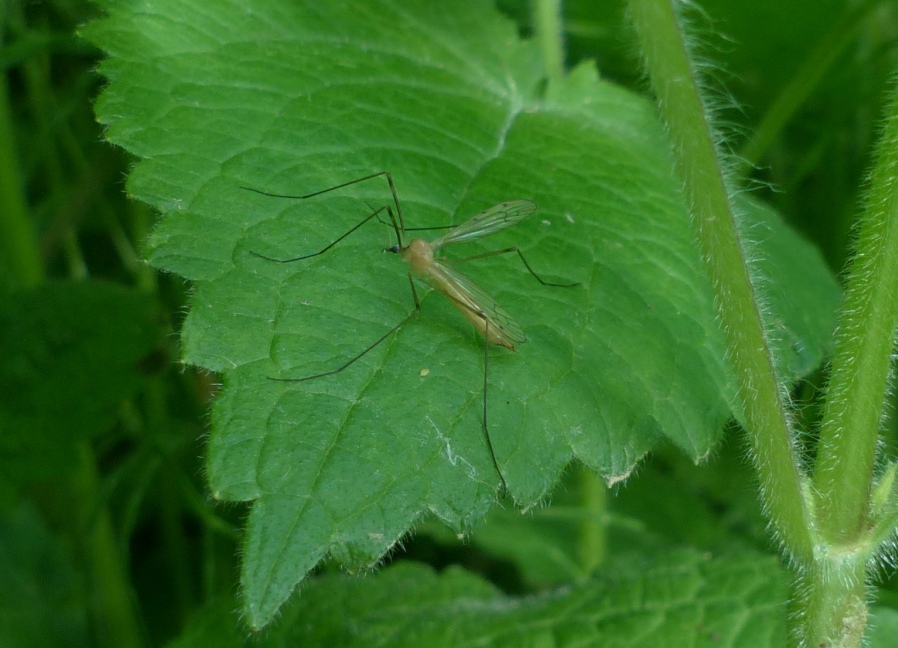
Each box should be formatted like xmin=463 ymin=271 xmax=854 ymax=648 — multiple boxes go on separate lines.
xmin=246 ymin=171 xmax=577 ymax=494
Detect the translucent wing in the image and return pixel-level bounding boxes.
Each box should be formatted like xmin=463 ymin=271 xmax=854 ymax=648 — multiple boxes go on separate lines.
xmin=431 ymin=199 xmax=537 ymax=251
xmin=428 ymin=260 xmax=527 ymax=347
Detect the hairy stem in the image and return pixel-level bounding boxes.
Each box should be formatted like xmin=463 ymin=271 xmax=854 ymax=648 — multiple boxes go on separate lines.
xmin=627 ymin=0 xmax=813 ymax=560
xmin=813 ymin=80 xmax=898 ymax=543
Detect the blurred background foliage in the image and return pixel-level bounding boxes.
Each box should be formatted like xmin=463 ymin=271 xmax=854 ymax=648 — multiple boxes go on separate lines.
xmin=2 ymin=0 xmax=898 ymax=645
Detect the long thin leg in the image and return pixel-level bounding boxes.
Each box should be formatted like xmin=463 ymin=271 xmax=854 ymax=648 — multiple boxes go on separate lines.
xmin=270 ymin=273 xmax=421 ymax=381
xmin=454 ymin=247 xmax=579 ymax=288
xmin=251 ymin=205 xmax=392 ymax=263
xmin=401 ymin=223 xmax=456 ymax=233
xmin=243 ymin=170 xmax=406 ymax=234
xmin=482 ymin=318 xmax=508 ymax=495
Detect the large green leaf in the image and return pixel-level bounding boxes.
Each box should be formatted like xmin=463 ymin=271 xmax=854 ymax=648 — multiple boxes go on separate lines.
xmin=85 ymin=0 xmax=838 ymax=628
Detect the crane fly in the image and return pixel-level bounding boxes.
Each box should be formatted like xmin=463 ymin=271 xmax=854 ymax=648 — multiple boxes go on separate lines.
xmin=245 ymin=171 xmax=577 ymax=495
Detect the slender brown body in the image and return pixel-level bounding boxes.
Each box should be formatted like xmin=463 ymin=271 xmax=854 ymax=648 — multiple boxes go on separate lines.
xmin=401 ymin=238 xmax=518 ymax=350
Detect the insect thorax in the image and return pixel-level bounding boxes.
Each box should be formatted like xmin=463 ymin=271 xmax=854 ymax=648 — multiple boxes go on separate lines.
xmin=402 ymin=238 xmax=435 ymax=275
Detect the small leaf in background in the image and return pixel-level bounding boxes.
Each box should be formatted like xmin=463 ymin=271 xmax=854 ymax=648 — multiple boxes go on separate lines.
xmin=84 ymin=0 xmax=839 ymax=629
xmin=0 ymin=280 xmax=162 ymax=487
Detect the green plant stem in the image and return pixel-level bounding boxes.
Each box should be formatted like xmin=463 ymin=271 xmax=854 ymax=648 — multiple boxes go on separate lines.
xmin=532 ymin=0 xmax=565 ymax=81
xmin=798 ymin=554 xmax=867 ymax=647
xmin=737 ymin=1 xmax=878 ymax=172
xmin=626 ymin=0 xmax=813 ymax=560
xmin=72 ymin=444 xmax=144 ymax=648
xmin=160 ymin=464 xmax=194 ymax=627
xmin=0 ymin=67 xmax=43 ymax=286
xmin=18 ymin=11 xmax=87 ymax=280
xmin=813 ymin=80 xmax=898 ymax=543
xmin=574 ymin=464 xmax=606 ymax=573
